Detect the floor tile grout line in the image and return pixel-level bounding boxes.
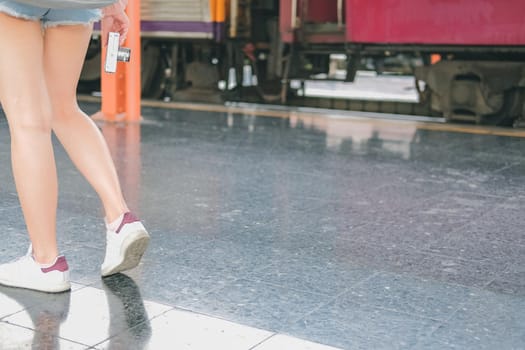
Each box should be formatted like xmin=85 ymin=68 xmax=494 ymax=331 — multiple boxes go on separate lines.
xmin=247 ymin=333 xmax=278 ymax=350
xmin=482 ymin=278 xmax=497 ymax=290
xmin=240 ymin=275 xmax=345 ymax=299
xmin=0 ymin=282 xmax=91 ymax=322
xmin=417 ymin=248 xmax=517 ymax=269
xmin=88 ymin=316 xmax=162 ymax=349
xmin=242 ymin=255 xmax=495 ymax=319
xmin=0 ymin=320 xmax=93 ymax=348
xmin=420 ymin=299 xmax=467 ymax=343
xmin=135 ymin=302 xmax=335 ymax=350
xmin=491 ymin=160 xmax=523 ymax=174
xmin=408 ymin=321 xmax=448 ymax=350
xmin=78 ymin=305 xmax=178 ymax=348
xmin=342 ymin=272 xmax=473 ymax=323
xmin=0 ymin=305 xmax=36 ymax=322
xmin=1 ymin=282 xmax=177 ymax=328
xmin=436 ymin=197 xmax=517 ymax=236
xmin=389 ymin=265 xmax=519 ymax=301
xmin=289 ymin=271 xmax=381 ymax=326
xmin=341 ymin=287 xmax=458 ymax=325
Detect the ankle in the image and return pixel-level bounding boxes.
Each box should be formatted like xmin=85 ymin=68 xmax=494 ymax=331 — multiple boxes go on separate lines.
xmin=106 ymin=212 xmax=125 ymax=231
xmin=32 ymin=251 xmax=59 ymax=265
xmin=105 ymin=206 xmax=130 ymax=224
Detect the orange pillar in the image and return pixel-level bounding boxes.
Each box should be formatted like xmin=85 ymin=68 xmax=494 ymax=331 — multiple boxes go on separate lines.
xmin=94 ymin=0 xmax=141 ymax=122
xmin=215 ymin=0 xmax=226 ymax=23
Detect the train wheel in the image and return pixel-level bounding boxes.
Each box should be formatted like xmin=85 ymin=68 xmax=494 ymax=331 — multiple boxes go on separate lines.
xmin=415 ymin=60 xmax=525 ymax=126
xmin=480 ymin=88 xmax=525 ymax=126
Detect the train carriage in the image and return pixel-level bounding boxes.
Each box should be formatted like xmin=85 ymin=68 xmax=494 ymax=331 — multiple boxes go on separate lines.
xmin=80 ymin=0 xmax=525 ymax=126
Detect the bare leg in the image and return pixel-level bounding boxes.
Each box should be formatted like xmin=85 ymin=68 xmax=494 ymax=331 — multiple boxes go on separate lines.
xmin=45 ymin=25 xmax=149 ymax=277
xmin=0 ymin=14 xmax=58 ymax=264
xmin=43 ymin=24 xmax=129 ymax=222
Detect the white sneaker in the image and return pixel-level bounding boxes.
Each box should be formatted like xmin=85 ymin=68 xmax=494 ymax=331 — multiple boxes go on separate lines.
xmin=0 ymin=247 xmax=71 ymax=293
xmin=101 ymin=212 xmax=150 ymax=277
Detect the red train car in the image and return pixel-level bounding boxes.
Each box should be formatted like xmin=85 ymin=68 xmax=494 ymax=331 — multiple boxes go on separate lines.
xmin=277 ymin=0 xmax=525 ymax=125
xmin=346 ymin=0 xmax=525 ymax=45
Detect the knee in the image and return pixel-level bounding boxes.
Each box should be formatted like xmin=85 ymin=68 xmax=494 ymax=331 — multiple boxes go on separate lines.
xmin=7 ymin=106 xmax=53 ymax=136
xmin=51 ymin=100 xmax=81 ymax=124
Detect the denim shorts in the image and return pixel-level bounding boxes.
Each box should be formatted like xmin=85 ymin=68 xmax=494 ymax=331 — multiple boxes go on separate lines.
xmin=0 ymin=0 xmax=101 ymax=28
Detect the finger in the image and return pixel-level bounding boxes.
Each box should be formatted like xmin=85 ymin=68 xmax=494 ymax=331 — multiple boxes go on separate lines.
xmin=102 ymin=29 xmax=108 ymax=46
xmin=101 ymin=22 xmax=107 ymax=46
xmin=101 ymin=18 xmax=113 ymax=46
xmin=119 ymin=30 xmax=128 ymax=44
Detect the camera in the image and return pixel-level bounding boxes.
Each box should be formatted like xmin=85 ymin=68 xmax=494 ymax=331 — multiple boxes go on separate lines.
xmin=104 ymin=32 xmax=131 ymax=73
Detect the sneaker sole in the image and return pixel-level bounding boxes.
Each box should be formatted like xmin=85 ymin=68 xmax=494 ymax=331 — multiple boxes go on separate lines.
xmin=0 ymin=279 xmax=71 ymax=293
xmin=101 ymin=230 xmax=150 ymax=277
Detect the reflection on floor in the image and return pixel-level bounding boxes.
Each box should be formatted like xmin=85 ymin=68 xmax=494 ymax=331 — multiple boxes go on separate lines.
xmin=0 ymin=102 xmax=524 ymax=349
xmin=0 ymin=275 xmax=339 ymax=349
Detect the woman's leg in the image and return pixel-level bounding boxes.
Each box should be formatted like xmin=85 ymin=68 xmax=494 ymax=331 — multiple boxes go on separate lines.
xmin=44 ymin=23 xmax=149 ymax=277
xmin=43 ymin=24 xmax=129 ymax=222
xmin=0 ymin=13 xmax=59 ymax=264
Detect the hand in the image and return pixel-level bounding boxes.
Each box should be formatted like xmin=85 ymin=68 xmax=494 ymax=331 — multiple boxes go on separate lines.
xmin=101 ymin=1 xmax=129 ymax=46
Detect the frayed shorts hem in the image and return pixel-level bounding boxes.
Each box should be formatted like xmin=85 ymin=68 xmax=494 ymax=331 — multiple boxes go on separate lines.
xmin=43 ymin=17 xmax=101 ymax=28
xmin=0 ymin=3 xmax=36 ymax=21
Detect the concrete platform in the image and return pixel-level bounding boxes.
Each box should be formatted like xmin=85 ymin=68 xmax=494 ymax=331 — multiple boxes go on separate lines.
xmin=0 ymin=103 xmax=524 ymax=349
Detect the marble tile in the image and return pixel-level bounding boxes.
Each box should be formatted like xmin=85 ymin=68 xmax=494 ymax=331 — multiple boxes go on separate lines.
xmin=61 ymin=246 xmax=106 ymax=285
xmin=249 ymin=254 xmax=373 ymax=296
xmin=149 ymin=237 xmax=279 ymax=280
xmin=485 ymin=262 xmax=525 ymax=296
xmin=0 ymin=287 xmax=44 ymax=320
xmin=414 ymin=254 xmax=509 ymax=288
xmin=56 ymin=214 xmax=107 ymax=251
xmin=347 ymin=272 xmax=471 ymax=321
xmin=408 ymin=191 xmax=504 ymax=226
xmin=496 ymin=161 xmax=525 ymax=180
xmin=0 ymin=191 xmax=21 ymax=210
xmin=97 ymin=262 xmax=238 ymax=308
xmin=0 ymin=205 xmax=32 ymax=249
xmin=424 ymin=233 xmax=525 ymax=266
xmin=4 ymin=283 xmax=170 ymax=347
xmin=253 ymin=334 xmax=343 ymax=350
xmin=56 ymin=193 xmax=103 ymax=221
xmin=427 ymin=289 xmax=525 ymax=349
xmin=186 ymin=279 xmax=334 ymax=333
xmin=456 ymin=198 xmax=525 ymax=246
xmin=0 ymin=322 xmax=88 ymax=350
xmin=288 ymin=294 xmax=438 ymax=350
xmin=217 ymin=220 xmax=350 ymax=255
xmin=485 ymin=278 xmax=525 ymax=296
xmin=247 ymin=198 xmax=400 ymax=246
xmin=302 ymin=239 xmax=429 ymax=277
xmin=0 ymin=283 xmax=85 ymax=320
xmin=349 ymin=217 xmax=456 ymax=251
xmin=1 ymin=102 xmax=524 ymax=350
xmin=97 ymin=308 xmax=272 ymax=350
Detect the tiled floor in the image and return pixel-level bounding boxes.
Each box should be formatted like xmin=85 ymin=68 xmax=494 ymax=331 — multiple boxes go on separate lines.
xmin=0 ymin=103 xmax=524 ymax=349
